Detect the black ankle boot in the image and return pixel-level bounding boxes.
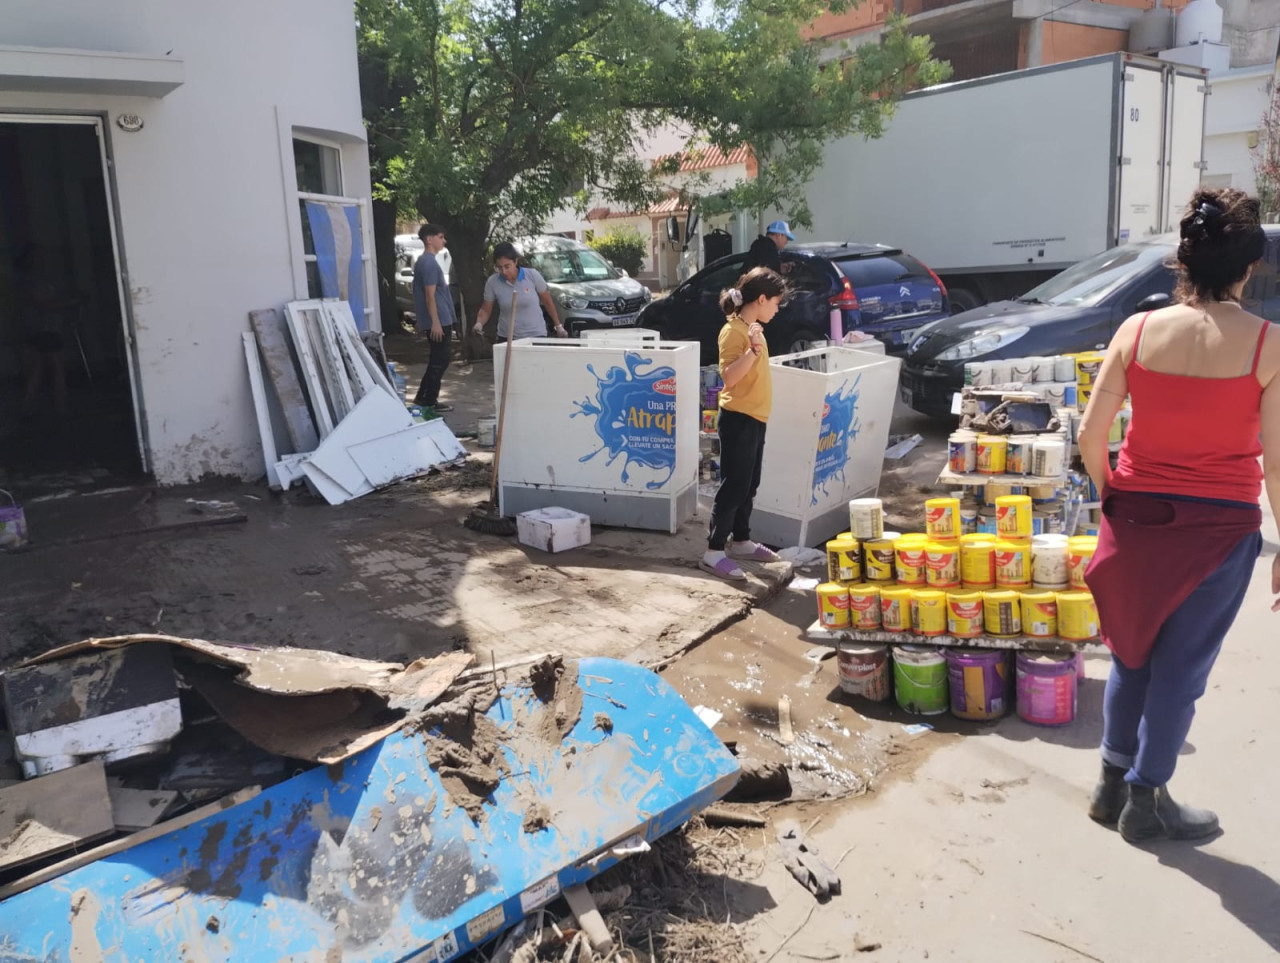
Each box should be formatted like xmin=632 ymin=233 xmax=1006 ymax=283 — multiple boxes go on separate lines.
xmin=1088 ymin=763 xmax=1129 ymax=824
xmin=1119 ymin=785 xmax=1219 ymax=843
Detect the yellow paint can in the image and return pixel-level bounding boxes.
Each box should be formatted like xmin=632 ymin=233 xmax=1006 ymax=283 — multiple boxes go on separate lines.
xmin=925 ymin=497 xmax=961 ymax=540
xmin=864 ymin=537 xmax=898 ymax=582
xmin=946 ymin=590 xmax=985 ymax=638
xmin=825 ymin=535 xmax=861 ymax=584
xmin=912 ymin=589 xmax=948 ymax=636
xmin=960 ymin=538 xmax=996 ymax=589
xmin=895 ymin=534 xmax=928 ymax=586
xmin=1021 ymin=590 xmax=1059 ymax=638
xmin=925 ymin=540 xmax=961 ymax=588
xmin=1075 ymin=351 xmax=1105 ymax=387
xmin=977 ymin=435 xmax=1007 ymax=475
xmin=816 ymin=582 xmax=852 ymax=630
xmin=995 ymin=494 xmax=1033 ymax=538
xmin=983 ymin=589 xmax=1023 ymax=637
xmin=1057 ymin=590 xmax=1099 ymax=641
xmin=995 ymin=538 xmax=1033 ymax=589
xmin=881 ymin=586 xmax=914 ymax=633
xmin=1068 ymin=535 xmax=1098 ymax=589
xmin=847 ymin=583 xmax=883 ymax=630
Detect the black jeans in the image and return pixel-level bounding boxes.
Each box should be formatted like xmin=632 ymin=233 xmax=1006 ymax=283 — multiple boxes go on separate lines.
xmin=708 ymin=408 xmax=767 ymax=550
xmin=413 ymin=325 xmax=452 ymax=406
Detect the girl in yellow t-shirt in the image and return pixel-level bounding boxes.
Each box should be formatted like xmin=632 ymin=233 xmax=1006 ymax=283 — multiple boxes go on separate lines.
xmin=701 ymin=267 xmax=787 ymax=580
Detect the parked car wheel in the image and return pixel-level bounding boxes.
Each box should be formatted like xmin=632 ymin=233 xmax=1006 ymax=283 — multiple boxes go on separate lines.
xmin=786 ymin=329 xmax=825 ymax=356
xmin=947 ymin=288 xmax=982 ymax=315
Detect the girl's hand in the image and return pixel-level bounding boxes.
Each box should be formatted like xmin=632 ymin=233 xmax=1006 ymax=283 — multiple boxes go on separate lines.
xmin=748 ymin=322 xmax=764 ymax=347
xmin=1272 ymin=553 xmax=1280 ymax=613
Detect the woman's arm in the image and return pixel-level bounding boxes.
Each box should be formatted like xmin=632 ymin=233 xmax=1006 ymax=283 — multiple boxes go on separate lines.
xmin=473 ymin=299 xmax=494 ymax=336
xmin=1078 ymin=316 xmax=1137 ymax=493
xmin=1258 ymin=326 xmax=1280 ymax=612
xmin=537 ymin=290 xmax=565 ymax=336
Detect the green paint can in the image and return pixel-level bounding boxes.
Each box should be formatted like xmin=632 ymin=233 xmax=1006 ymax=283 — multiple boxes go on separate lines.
xmin=892 ymin=645 xmax=949 ymax=715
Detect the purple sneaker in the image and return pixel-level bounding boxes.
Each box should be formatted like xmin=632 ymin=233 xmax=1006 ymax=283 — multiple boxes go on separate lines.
xmin=699 ymin=556 xmax=746 ymax=581
xmin=727 ymin=540 xmax=781 ymax=562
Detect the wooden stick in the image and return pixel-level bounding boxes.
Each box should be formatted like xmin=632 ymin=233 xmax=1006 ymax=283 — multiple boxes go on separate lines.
xmin=701 ymin=806 xmax=766 ymax=828
xmin=489 ymin=291 xmax=520 ymax=507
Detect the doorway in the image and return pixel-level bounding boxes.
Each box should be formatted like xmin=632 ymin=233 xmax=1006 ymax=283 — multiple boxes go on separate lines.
xmin=0 ymin=116 xmax=144 ymax=492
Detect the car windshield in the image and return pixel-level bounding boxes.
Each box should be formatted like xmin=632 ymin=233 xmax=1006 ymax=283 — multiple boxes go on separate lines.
xmin=1021 ymin=242 xmax=1171 ymax=307
xmin=525 ymin=248 xmax=614 ymax=284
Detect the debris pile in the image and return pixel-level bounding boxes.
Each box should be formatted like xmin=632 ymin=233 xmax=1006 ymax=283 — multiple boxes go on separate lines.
xmin=244 ymin=299 xmax=466 ymax=504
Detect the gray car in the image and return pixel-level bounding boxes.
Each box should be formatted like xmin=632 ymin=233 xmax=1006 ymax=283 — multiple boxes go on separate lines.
xmin=515 ymin=235 xmax=651 ymax=337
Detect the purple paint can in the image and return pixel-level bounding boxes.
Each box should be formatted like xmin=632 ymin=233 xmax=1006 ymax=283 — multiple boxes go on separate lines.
xmin=944 ymin=648 xmax=1009 ymax=721
xmin=1016 ymin=652 xmax=1078 ymax=727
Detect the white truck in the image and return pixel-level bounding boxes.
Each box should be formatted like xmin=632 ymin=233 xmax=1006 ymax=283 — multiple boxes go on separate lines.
xmin=795 ymin=53 xmax=1209 ymax=313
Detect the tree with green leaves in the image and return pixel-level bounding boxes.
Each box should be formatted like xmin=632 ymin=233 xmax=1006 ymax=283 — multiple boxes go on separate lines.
xmin=357 ymin=0 xmax=947 ymax=355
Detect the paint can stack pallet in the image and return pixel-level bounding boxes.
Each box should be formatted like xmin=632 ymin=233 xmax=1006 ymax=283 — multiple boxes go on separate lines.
xmin=243 ymin=299 xmax=466 ymax=504
xmin=807 ymin=495 xmax=1104 ymax=656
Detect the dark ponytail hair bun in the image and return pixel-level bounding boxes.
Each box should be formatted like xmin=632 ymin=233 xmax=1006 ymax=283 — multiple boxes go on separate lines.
xmin=1174 ymin=188 xmax=1266 ymax=305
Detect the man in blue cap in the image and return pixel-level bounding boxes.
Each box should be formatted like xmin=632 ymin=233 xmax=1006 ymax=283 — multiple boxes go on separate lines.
xmin=745 ymin=220 xmax=794 ymax=273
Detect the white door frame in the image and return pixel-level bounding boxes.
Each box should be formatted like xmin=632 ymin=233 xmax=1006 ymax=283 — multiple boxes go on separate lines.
xmin=0 ymin=112 xmax=148 ymax=471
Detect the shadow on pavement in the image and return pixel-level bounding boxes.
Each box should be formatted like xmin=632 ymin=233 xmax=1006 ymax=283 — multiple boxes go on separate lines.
xmin=1156 ymin=845 xmax=1280 ymax=954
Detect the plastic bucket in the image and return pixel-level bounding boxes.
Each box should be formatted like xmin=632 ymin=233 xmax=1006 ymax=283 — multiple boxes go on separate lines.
xmin=837 ymin=643 xmax=891 ymax=702
xmin=1031 ymin=534 xmax=1070 ymax=588
xmin=848 ymin=498 xmax=884 ymax=540
xmin=960 ymin=539 xmax=996 ymax=589
xmin=1021 ymin=591 xmax=1058 ymax=639
xmin=1058 ymin=590 xmax=1099 ymax=641
xmin=477 ymin=417 xmax=497 ymax=447
xmin=895 ymin=535 xmax=928 ymax=586
xmin=925 ymin=540 xmax=961 ymax=589
xmin=0 ymin=489 xmax=27 ymax=551
xmin=946 ymin=648 xmax=1009 ymax=721
xmin=995 ymin=539 xmax=1032 ymax=589
xmin=1016 ymin=653 xmax=1078 ymax=727
xmin=946 ymin=591 xmax=985 ymax=638
xmin=996 ymin=495 xmax=1033 ymax=538
xmin=1068 ymin=536 xmax=1098 ymax=589
xmin=977 ymin=435 xmax=1007 ymax=475
xmin=893 ymin=646 xmax=949 ymax=716
xmin=864 ymin=538 xmax=898 ymax=582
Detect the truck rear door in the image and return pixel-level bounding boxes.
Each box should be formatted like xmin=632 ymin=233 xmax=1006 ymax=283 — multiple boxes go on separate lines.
xmin=1163 ymin=70 xmax=1208 ymax=230
xmin=1116 ymin=65 xmax=1166 ymax=244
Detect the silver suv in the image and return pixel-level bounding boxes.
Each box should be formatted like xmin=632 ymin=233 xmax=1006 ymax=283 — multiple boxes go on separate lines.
xmin=515 ymin=235 xmax=652 ymax=337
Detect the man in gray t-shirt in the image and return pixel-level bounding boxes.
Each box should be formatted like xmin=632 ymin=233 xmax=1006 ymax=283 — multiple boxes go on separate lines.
xmin=411 ymin=223 xmax=457 ymax=410
xmin=473 ymin=242 xmax=567 ymax=341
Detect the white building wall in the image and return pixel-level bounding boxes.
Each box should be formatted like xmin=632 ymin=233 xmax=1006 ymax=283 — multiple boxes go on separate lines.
xmin=1203 ymin=65 xmax=1276 ymax=195
xmin=0 ymin=0 xmax=372 ymax=484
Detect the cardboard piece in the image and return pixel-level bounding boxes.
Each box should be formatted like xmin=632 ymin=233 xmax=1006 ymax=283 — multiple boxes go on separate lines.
xmin=0 ymin=761 xmax=114 ymax=871
xmin=17 ymin=635 xmax=474 ymax=765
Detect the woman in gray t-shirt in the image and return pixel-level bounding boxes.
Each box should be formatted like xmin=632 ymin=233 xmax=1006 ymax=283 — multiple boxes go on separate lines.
xmin=473 ymin=242 xmax=567 ymax=340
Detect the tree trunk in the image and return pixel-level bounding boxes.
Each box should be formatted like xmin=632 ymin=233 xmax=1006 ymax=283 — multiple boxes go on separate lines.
xmin=447 ymin=219 xmax=493 ymax=362
xmin=371 ymin=198 xmax=400 ymax=335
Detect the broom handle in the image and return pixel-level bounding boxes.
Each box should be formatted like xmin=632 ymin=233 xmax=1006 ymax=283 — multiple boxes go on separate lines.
xmin=488 ymin=291 xmax=520 ymax=506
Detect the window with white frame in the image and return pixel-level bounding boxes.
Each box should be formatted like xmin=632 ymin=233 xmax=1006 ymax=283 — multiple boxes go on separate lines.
xmin=292 ymin=135 xmax=376 ymax=329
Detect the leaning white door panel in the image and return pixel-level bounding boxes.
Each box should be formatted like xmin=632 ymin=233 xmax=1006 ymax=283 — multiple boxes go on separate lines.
xmin=1165 ymin=71 xmax=1208 ymax=227
xmin=1117 ymin=66 xmax=1166 ymax=244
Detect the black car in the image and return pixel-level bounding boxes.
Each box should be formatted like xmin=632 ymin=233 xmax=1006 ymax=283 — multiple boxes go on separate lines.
xmin=637 ymin=243 xmax=950 ymax=365
xmin=901 ymin=228 xmax=1280 ymax=419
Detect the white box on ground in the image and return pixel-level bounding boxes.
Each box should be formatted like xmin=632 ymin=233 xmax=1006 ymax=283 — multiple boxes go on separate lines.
xmin=517 ymin=507 xmax=592 ymax=553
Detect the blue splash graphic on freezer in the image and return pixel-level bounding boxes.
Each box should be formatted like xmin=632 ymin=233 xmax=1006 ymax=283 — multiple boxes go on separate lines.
xmin=571 ymin=352 xmax=678 ymax=490
xmin=812 ymin=376 xmax=862 ymax=505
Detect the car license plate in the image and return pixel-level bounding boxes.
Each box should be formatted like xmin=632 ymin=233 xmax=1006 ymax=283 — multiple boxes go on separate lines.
xmin=898 ymin=326 xmax=921 ymax=345
xmin=609 ymin=313 xmax=638 ymax=327
xmin=900 ymin=386 xmax=913 ymax=408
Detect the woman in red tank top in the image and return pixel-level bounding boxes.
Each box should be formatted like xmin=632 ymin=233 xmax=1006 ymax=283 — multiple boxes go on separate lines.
xmin=1076 ymin=188 xmax=1280 ymax=844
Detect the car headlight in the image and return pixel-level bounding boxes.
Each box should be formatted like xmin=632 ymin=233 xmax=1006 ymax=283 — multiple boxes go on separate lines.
xmin=559 ymin=295 xmax=588 ymax=310
xmin=934 ymin=326 xmax=1030 ymax=362
xmin=641 ymin=287 xmax=652 ymax=301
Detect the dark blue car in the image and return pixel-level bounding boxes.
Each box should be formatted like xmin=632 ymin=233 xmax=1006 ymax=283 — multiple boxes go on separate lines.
xmin=900 ymin=228 xmax=1280 ymax=419
xmin=636 ymin=243 xmax=950 ymax=365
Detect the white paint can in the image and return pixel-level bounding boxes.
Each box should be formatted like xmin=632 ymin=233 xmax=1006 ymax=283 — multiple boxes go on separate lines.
xmin=1031 ymin=437 xmax=1066 ymax=478
xmin=477 ymin=417 xmax=497 ymax=447
xmin=1009 ymin=359 xmax=1034 ymax=383
xmin=1031 ymin=357 xmax=1054 ymax=383
xmin=966 ymin=362 xmax=993 ymax=387
xmin=1031 ymin=534 xmax=1070 ymax=588
xmin=1053 ymin=356 xmax=1076 ymax=382
xmin=1041 ymin=384 xmax=1067 ymax=406
xmin=848 ymin=498 xmax=884 ymax=540
xmin=989 ymin=361 xmax=1012 ymax=385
